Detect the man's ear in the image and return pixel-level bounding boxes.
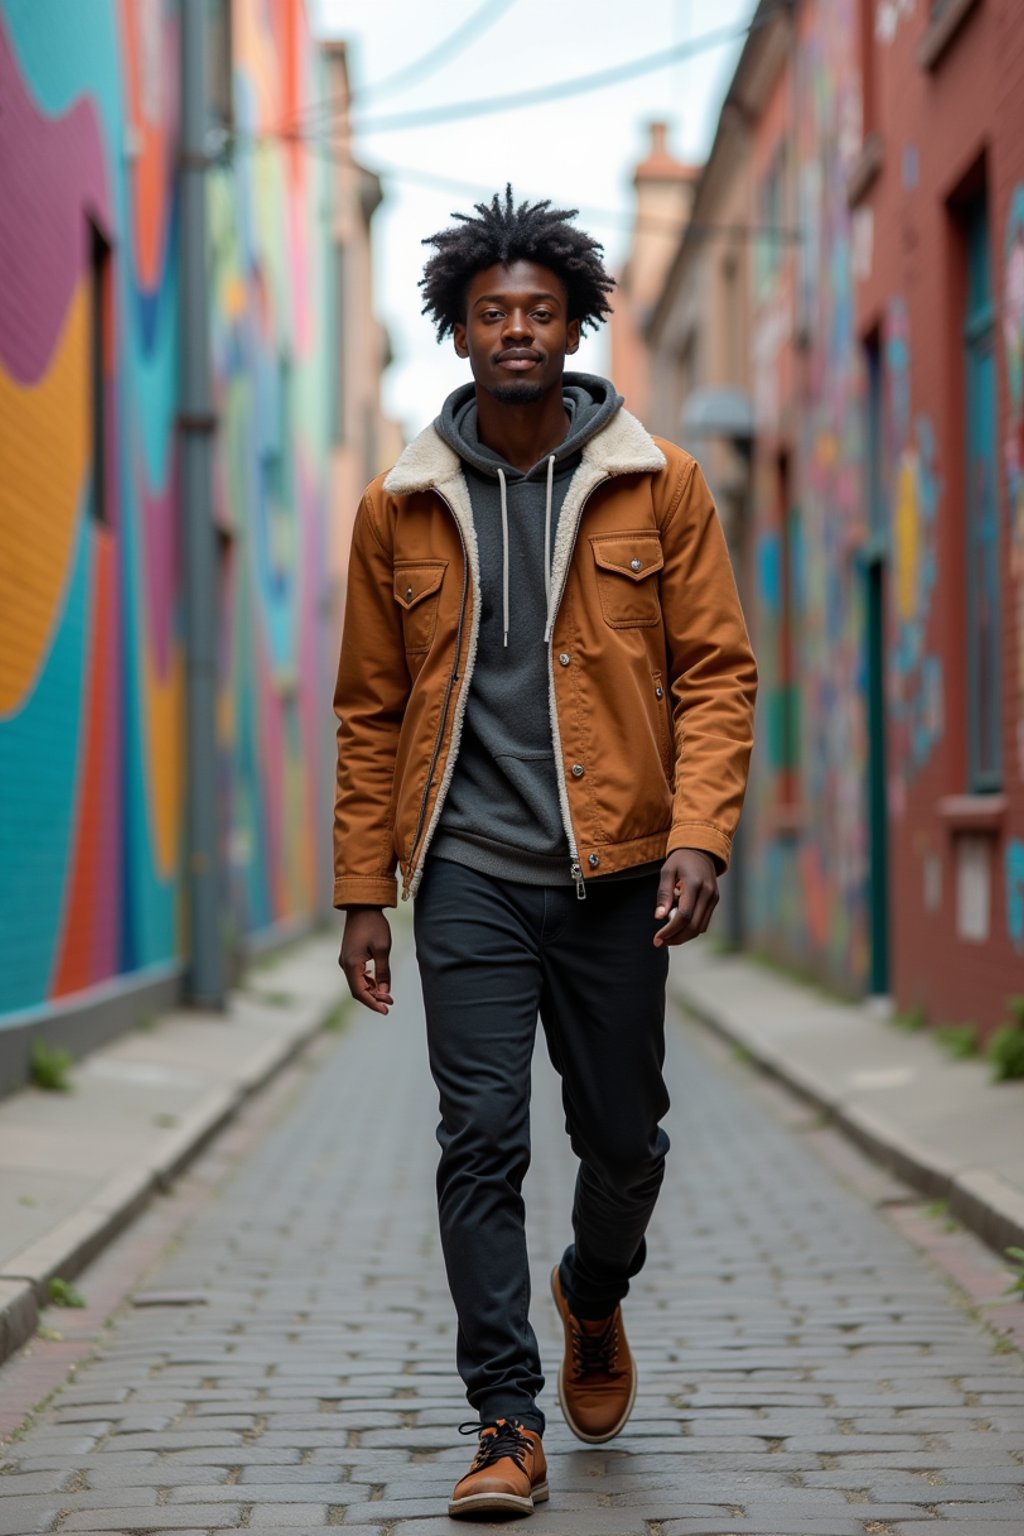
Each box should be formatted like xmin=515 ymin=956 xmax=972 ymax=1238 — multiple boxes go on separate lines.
xmin=566 ymin=318 xmax=581 ymax=356
xmin=452 ymin=322 xmax=469 ymax=359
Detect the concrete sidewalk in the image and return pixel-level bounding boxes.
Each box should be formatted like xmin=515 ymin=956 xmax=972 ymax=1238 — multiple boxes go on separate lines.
xmin=0 ymin=932 xmax=345 ymax=1367
xmin=671 ymin=946 xmax=1024 ymax=1259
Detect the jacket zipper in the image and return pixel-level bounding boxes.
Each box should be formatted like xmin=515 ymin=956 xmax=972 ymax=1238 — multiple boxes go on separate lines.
xmin=546 ymin=475 xmax=610 ymax=900
xmin=404 ymin=490 xmax=470 ymax=895
xmin=407 ymin=472 xmax=608 ymax=901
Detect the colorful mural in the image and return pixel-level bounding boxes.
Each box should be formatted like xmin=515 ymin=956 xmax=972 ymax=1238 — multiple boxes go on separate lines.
xmin=0 ymin=0 xmax=331 ymax=1028
xmin=746 ymin=0 xmax=871 ymax=989
xmin=884 ymin=296 xmax=943 ymax=809
xmin=1004 ymin=185 xmax=1024 ymax=782
xmin=208 ymin=0 xmax=330 ymax=939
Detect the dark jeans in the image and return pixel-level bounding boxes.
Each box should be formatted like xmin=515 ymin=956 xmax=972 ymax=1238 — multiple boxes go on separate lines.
xmin=413 ymin=857 xmax=671 ymax=1435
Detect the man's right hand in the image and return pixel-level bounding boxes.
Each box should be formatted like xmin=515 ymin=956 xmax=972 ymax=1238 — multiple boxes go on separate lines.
xmin=339 ymin=907 xmax=394 ymax=1016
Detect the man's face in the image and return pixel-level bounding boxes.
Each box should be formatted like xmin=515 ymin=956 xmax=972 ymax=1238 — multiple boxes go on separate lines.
xmin=453 ymin=260 xmax=581 ymax=404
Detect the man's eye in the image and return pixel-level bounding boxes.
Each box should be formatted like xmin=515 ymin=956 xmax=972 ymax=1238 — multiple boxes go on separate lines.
xmin=533 ymin=310 xmax=552 ymax=321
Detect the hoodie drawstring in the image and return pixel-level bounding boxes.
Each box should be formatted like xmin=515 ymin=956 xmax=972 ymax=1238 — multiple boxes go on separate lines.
xmin=497 ymin=467 xmax=510 ymax=648
xmin=542 ymin=454 xmax=555 ymax=643
xmin=497 ymin=456 xmax=557 ymax=650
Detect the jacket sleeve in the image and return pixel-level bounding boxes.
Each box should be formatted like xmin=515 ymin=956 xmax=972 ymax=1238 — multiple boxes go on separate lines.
xmin=660 ymin=458 xmax=758 ymax=873
xmin=332 ymin=492 xmax=410 ymax=909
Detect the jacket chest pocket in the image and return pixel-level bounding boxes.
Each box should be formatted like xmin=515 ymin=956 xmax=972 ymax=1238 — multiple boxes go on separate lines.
xmin=589 ymin=532 xmax=664 ymax=628
xmin=394 ymin=560 xmax=447 ymax=652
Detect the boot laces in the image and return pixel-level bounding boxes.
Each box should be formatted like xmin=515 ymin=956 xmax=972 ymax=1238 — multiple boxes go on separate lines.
xmin=458 ymin=1417 xmax=531 ymax=1473
xmin=571 ymin=1316 xmax=621 ymax=1379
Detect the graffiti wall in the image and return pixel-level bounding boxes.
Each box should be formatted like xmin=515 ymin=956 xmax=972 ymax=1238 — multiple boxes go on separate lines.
xmin=0 ymin=0 xmax=330 ymax=1028
xmin=745 ymin=0 xmax=871 ymax=991
xmin=207 ymin=0 xmax=331 ymax=940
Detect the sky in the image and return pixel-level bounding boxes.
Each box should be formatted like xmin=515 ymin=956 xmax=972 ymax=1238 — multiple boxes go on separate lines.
xmin=311 ymin=0 xmax=757 ymax=435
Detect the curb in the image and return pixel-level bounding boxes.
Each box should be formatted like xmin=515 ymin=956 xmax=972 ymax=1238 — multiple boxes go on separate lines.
xmin=676 ymin=984 xmax=1024 ymax=1259
xmin=0 ymin=998 xmax=333 ymax=1368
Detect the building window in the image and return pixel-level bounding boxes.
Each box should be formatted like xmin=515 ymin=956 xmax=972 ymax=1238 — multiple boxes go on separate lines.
xmin=88 ymin=219 xmax=112 ymax=524
xmin=864 ymin=328 xmax=885 ymax=540
xmin=961 ymin=186 xmax=1000 ymax=790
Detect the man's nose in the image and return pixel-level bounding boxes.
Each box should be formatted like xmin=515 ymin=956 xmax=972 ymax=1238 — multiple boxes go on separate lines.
xmin=501 ymin=307 xmax=532 ymax=339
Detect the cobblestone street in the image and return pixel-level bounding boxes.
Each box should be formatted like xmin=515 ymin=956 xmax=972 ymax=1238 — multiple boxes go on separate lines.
xmin=1 ymin=924 xmax=1023 ymax=1535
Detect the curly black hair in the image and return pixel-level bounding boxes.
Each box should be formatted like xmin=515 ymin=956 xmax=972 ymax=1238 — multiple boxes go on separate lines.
xmin=419 ymin=184 xmax=616 ymax=342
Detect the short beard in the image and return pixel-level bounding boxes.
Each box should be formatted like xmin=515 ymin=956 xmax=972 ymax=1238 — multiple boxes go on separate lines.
xmin=491 ymin=381 xmax=545 ymax=406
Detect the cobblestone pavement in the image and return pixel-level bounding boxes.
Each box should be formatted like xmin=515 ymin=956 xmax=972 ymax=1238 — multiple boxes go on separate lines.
xmin=1 ymin=924 xmax=1023 ymax=1535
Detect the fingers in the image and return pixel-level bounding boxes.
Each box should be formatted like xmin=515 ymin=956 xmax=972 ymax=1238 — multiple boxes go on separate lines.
xmin=654 ymin=874 xmax=719 ymax=947
xmin=338 ymin=948 xmax=393 ymax=1015
xmin=654 ymin=870 xmax=678 ymax=921
xmin=370 ymin=941 xmax=392 ymax=1000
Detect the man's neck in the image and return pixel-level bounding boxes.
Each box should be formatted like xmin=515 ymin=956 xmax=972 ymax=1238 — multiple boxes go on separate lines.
xmin=474 ymin=381 xmax=570 ymax=473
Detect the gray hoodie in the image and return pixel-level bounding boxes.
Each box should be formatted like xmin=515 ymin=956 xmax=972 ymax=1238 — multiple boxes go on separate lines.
xmin=428 ymin=373 xmax=623 ymax=886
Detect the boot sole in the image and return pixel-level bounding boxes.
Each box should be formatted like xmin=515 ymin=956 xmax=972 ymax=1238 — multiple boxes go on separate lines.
xmin=550 ymin=1268 xmax=638 ymax=1444
xmin=448 ymin=1481 xmax=549 ymax=1517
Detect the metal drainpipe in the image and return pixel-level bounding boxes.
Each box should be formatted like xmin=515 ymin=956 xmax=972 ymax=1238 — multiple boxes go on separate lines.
xmin=179 ymin=0 xmax=225 ymax=1007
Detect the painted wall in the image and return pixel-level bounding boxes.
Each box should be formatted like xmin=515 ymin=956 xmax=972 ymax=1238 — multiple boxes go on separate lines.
xmin=743 ymin=0 xmax=872 ymax=993
xmin=854 ymin=0 xmax=1024 ymax=1032
xmin=0 ymin=0 xmax=332 ymax=1035
xmin=208 ymin=0 xmax=331 ymax=945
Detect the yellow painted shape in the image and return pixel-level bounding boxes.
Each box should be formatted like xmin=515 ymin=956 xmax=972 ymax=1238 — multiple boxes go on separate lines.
xmin=0 ymin=286 xmax=90 ymax=715
xmin=894 ymin=450 xmax=919 ymax=623
xmin=144 ymin=640 xmax=185 ymax=881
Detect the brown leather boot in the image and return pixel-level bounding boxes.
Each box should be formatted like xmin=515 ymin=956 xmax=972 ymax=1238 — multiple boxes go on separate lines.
xmin=448 ymin=1417 xmax=549 ymax=1518
xmin=550 ymin=1264 xmax=637 ymax=1443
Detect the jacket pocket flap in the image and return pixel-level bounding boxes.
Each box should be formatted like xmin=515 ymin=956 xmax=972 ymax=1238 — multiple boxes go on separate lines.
xmin=590 ymin=532 xmax=664 ymax=581
xmin=394 ymin=561 xmax=447 ymax=609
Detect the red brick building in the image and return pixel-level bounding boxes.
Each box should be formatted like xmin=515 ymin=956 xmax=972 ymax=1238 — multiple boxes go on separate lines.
xmin=641 ymin=0 xmax=1024 ymax=1036
xmin=852 ymin=0 xmax=1024 ymax=1031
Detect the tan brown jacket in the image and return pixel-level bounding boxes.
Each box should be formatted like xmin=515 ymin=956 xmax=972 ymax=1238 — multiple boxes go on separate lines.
xmin=332 ymin=407 xmax=757 ymax=908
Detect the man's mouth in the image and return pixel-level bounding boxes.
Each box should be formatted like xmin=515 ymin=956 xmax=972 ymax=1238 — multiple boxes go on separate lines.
xmin=495 ymin=352 xmax=542 ymax=371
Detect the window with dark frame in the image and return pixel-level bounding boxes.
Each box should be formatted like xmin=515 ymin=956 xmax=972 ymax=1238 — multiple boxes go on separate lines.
xmin=960 ymin=184 xmax=1000 ymax=792
xmin=88 ymin=218 xmax=112 ymax=524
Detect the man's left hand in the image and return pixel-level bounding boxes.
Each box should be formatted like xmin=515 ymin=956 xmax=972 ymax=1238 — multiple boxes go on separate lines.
xmin=653 ymin=847 xmax=720 ymax=947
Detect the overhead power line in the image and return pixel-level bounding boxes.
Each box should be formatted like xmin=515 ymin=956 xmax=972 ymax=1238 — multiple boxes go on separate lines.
xmin=294 ymin=3 xmax=789 ymax=138
xmin=289 ymin=0 xmax=516 ymax=136
xmin=235 ymin=130 xmax=802 ymax=245
xmin=367 ymin=156 xmax=803 ymax=244
xmin=348 ymin=0 xmax=514 ymax=107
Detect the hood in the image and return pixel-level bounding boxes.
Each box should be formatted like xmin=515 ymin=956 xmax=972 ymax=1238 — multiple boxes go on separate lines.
xmin=433 ymin=372 xmax=624 ymax=481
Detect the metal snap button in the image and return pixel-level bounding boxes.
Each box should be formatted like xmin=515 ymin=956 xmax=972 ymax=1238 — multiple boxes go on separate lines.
xmin=630 ymin=557 xmax=642 ymax=572
xmin=588 ymin=853 xmax=600 ymax=868
xmin=405 ymin=586 xmax=414 ymax=601
xmin=571 ymin=763 xmax=585 ymax=778
xmin=559 ymin=652 xmax=571 ymax=666
xmin=655 ymin=686 xmax=664 ymax=699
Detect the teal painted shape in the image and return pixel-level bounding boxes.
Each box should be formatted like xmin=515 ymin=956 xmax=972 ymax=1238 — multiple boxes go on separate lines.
xmin=1 ymin=0 xmax=121 ymax=146
xmin=0 ymin=511 xmax=92 ymax=1019
xmin=1007 ymin=839 xmax=1024 ymax=954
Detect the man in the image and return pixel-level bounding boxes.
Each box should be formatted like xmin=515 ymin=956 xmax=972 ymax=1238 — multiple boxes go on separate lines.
xmin=333 ymin=188 xmax=757 ymax=1518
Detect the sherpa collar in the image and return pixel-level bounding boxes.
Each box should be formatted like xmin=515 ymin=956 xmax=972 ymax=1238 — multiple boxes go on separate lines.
xmin=383 ymin=403 xmax=666 ymax=497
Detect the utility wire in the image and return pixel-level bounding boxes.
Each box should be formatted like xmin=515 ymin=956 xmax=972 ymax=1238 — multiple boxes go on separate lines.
xmin=295 ymin=3 xmax=785 ymax=138
xmin=335 ymin=0 xmax=513 ymax=111
xmin=287 ymin=0 xmax=514 ymax=137
xmin=367 ymin=156 xmax=802 ymax=244
xmin=234 ymin=130 xmax=802 ymax=245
